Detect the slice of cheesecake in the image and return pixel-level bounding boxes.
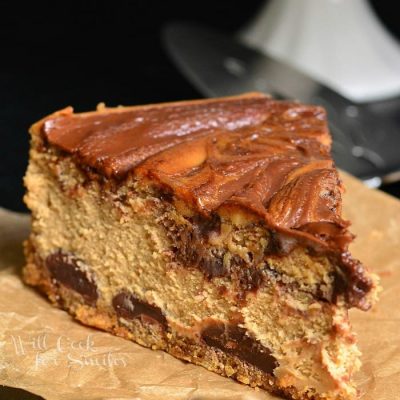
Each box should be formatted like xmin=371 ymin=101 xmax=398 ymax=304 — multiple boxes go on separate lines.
xmin=23 ymin=93 xmax=378 ymax=400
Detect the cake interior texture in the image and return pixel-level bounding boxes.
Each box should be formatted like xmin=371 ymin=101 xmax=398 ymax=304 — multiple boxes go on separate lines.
xmin=23 ymin=94 xmax=378 ymax=400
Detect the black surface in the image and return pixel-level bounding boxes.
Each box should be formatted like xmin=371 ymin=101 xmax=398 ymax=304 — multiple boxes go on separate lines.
xmin=0 ymin=386 xmax=44 ymax=400
xmin=1 ymin=0 xmax=400 ymax=212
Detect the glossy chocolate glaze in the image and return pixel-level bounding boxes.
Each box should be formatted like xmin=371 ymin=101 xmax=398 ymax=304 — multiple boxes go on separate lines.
xmin=35 ymin=93 xmax=374 ymax=308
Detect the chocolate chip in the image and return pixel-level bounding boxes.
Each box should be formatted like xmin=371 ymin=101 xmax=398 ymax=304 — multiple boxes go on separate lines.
xmin=190 ymin=213 xmax=221 ymax=238
xmin=112 ymin=292 xmax=168 ymax=328
xmin=159 ymin=190 xmax=174 ymax=203
xmin=201 ymin=322 xmax=277 ymax=373
xmin=46 ymin=250 xmax=98 ymax=305
xmin=333 ymin=254 xmax=373 ymax=311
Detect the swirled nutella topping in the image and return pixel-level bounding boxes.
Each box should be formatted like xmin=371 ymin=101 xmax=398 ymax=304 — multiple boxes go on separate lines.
xmin=36 ymin=93 xmax=349 ymax=252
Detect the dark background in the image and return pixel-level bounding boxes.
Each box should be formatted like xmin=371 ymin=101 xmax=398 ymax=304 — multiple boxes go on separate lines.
xmin=1 ymin=0 xmax=399 ymax=212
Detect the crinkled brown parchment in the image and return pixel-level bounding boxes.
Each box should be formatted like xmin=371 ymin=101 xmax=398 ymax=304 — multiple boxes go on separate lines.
xmin=0 ymin=173 xmax=399 ymax=400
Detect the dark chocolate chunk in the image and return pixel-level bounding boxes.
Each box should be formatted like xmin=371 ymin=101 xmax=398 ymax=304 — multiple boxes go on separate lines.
xmin=46 ymin=250 xmax=98 ymax=304
xmin=171 ymin=216 xmax=226 ymax=279
xmin=159 ymin=190 xmax=174 ymax=203
xmin=333 ymin=252 xmax=374 ymax=311
xmin=190 ymin=213 xmax=221 ymax=238
xmin=201 ymin=322 xmax=277 ymax=374
xmin=112 ymin=292 xmax=168 ymax=328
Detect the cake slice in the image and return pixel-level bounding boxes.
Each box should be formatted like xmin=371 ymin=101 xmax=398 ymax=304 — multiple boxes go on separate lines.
xmin=23 ymin=93 xmax=378 ymax=400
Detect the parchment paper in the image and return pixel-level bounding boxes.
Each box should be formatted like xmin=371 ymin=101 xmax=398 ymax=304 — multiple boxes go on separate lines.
xmin=0 ymin=173 xmax=399 ymax=400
